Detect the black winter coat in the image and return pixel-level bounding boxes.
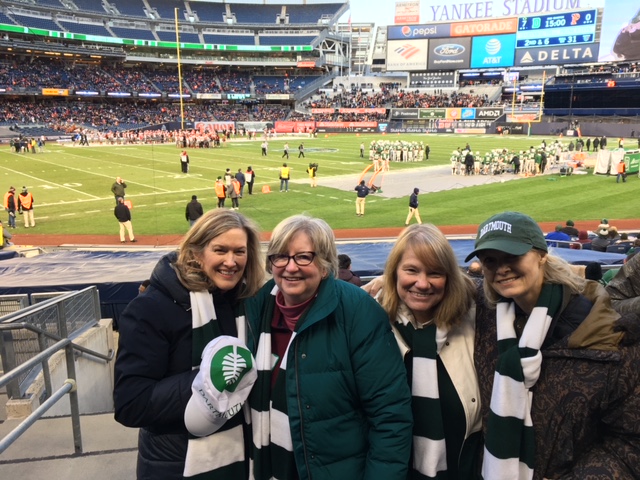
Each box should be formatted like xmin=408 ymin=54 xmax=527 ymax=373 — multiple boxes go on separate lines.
xmin=113 ymin=252 xmax=239 ymax=479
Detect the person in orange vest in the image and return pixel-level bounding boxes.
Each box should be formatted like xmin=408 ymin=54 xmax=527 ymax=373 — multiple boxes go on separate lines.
xmin=3 ymin=186 xmax=17 ymax=228
xmin=617 ymin=159 xmax=627 ymax=183
xmin=214 ymin=177 xmax=227 ymax=208
xmin=18 ymin=186 xmax=35 ymax=228
xmin=229 ymin=177 xmax=241 ymax=210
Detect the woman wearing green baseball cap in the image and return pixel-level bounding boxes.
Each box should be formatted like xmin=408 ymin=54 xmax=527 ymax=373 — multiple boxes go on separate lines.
xmin=467 ymin=211 xmax=640 ymax=479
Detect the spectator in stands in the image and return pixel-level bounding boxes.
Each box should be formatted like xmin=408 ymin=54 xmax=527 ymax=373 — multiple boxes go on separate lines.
xmin=0 ymin=219 xmax=13 ymax=248
xmin=591 ymin=227 xmax=611 ymax=252
xmin=575 ymin=230 xmax=592 ymax=248
xmin=375 ymin=223 xmax=482 ymax=478
xmin=545 ymin=224 xmax=571 ymax=247
xmin=338 ymin=253 xmax=362 ymax=286
xmin=467 ymin=260 xmax=484 ymax=278
xmin=114 ymin=209 xmax=264 ymax=479
xmin=466 ymin=211 xmax=640 ymax=479
xmin=560 ymin=220 xmax=579 ymax=238
xmin=584 ymin=262 xmax=604 ymax=283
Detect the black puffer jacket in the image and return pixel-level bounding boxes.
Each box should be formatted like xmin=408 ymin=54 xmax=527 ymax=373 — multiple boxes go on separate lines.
xmin=113 ymin=252 xmax=238 ymax=479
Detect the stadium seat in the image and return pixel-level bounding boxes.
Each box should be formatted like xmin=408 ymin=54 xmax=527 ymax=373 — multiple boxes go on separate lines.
xmin=606 ymin=244 xmax=629 ymax=254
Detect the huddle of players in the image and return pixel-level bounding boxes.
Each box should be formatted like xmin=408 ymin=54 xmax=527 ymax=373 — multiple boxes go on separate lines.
xmin=449 ymin=142 xmax=570 ymax=176
xmin=368 ymin=140 xmax=426 ymax=171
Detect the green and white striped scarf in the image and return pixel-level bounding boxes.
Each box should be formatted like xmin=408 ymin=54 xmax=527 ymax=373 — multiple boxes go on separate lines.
xmin=394 ymin=312 xmax=449 ymax=480
xmin=249 ymin=285 xmax=299 ymax=480
xmin=482 ymin=284 xmax=561 ymax=480
xmin=184 ymin=291 xmax=249 ymax=479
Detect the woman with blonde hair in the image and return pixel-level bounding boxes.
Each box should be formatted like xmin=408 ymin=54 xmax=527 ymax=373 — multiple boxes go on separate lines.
xmin=114 ymin=209 xmax=264 ymax=479
xmin=377 ymin=223 xmax=482 ymax=479
xmin=467 ymin=211 xmax=640 ymax=479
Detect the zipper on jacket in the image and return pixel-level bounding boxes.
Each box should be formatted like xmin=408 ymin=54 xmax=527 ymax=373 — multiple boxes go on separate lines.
xmin=294 ymin=339 xmax=312 ymax=479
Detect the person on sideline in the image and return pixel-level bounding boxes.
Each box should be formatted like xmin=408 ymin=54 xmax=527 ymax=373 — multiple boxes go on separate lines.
xmin=185 ymin=195 xmax=203 ymax=227
xmin=306 ymin=162 xmax=317 ymax=187
xmin=617 ymin=159 xmax=627 ymax=183
xmin=229 ymin=176 xmax=241 ymax=210
xmin=3 ymin=186 xmax=17 ymax=229
xmin=114 ymin=209 xmax=265 ymax=479
xmin=338 ymin=253 xmax=362 ymax=286
xmin=405 ymin=187 xmax=422 ymax=226
xmin=282 ymin=142 xmax=289 ymax=159
xmin=244 ymin=214 xmax=412 ymax=480
xmin=111 ymin=176 xmax=127 ymax=204
xmin=180 ymin=151 xmax=189 ymax=173
xmin=114 ymin=197 xmax=136 ymax=243
xmin=354 ymin=180 xmax=370 ymax=217
xmin=279 ymin=163 xmax=290 ymax=192
xmin=261 ymin=140 xmax=268 ymax=156
xmin=360 ymin=142 xmax=365 ymax=158
xmin=235 ymin=168 xmax=246 ymax=198
xmin=376 ymin=224 xmax=482 ymax=479
xmin=245 ymin=166 xmax=255 ymax=195
xmin=215 ymin=176 xmax=227 ymax=208
xmin=466 ymin=211 xmax=640 ymax=479
xmin=298 ymin=143 xmax=305 ymax=158
xmin=18 ymin=186 xmax=35 ymax=228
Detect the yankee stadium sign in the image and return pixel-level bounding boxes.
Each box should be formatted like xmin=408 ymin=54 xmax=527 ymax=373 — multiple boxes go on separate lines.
xmin=420 ymin=0 xmax=605 ymax=21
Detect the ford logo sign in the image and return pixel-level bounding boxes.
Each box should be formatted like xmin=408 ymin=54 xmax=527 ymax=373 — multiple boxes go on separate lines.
xmin=434 ymin=44 xmax=465 ymax=56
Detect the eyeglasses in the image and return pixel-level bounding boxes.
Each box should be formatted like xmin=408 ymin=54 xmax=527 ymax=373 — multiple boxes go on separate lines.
xmin=268 ymin=251 xmax=316 ymax=268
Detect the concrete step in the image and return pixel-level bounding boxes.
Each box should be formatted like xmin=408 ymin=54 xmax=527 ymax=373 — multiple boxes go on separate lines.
xmin=0 ymin=412 xmax=137 ymax=479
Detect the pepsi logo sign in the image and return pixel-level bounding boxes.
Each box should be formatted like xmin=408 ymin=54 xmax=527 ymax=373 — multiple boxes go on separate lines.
xmin=434 ymin=44 xmax=466 ymax=56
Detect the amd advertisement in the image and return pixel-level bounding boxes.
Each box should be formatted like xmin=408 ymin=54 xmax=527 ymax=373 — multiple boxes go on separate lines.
xmin=427 ymin=37 xmax=472 ymax=69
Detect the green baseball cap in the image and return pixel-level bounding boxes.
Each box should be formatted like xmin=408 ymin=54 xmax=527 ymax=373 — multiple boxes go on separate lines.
xmin=464 ymin=211 xmax=547 ymax=262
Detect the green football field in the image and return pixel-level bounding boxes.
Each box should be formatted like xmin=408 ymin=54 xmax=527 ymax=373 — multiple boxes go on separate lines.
xmin=2 ymin=133 xmax=637 ymax=236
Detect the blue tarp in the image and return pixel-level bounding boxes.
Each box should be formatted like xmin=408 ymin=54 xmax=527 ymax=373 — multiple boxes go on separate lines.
xmin=0 ymin=244 xmax=627 ymax=326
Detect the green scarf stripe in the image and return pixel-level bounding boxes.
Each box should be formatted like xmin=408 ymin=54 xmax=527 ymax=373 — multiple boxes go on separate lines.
xmin=412 ymin=396 xmax=445 ymax=440
xmin=270 ymin=443 xmax=299 ymax=480
xmin=251 ymin=372 xmax=272 ymax=412
xmin=494 ymin=349 xmax=526 ymax=381
xmin=518 ymin=346 xmax=539 ymax=359
xmin=189 ymin=462 xmax=248 ymax=480
xmin=496 ymin=336 xmax=518 ymax=355
xmin=412 ymin=470 xmax=450 ymax=480
xmin=485 ymin=411 xmax=536 ymax=465
xmin=192 ymin=321 xmax=222 ymax=367
xmin=395 ymin=323 xmax=438 ymax=360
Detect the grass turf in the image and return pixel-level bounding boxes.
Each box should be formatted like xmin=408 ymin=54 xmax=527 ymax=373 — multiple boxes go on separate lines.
xmin=3 ymin=133 xmax=636 ymax=235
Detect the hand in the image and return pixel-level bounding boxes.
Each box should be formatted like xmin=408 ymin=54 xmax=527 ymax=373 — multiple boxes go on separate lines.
xmin=361 ymin=275 xmax=384 ymax=297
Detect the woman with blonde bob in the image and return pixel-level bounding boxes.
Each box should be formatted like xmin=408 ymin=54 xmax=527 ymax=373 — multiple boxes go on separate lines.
xmin=245 ymin=214 xmax=412 ymax=480
xmin=114 ymin=209 xmax=264 ymax=479
xmin=377 ymin=223 xmax=482 ymax=479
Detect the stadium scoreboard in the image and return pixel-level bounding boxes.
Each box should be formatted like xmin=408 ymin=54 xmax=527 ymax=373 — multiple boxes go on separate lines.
xmin=516 ymin=9 xmax=597 ymax=48
xmin=387 ymin=7 xmax=601 ymax=70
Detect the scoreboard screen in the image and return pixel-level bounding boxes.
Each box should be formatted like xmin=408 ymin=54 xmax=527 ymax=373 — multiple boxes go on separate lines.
xmin=516 ymin=9 xmax=597 ymax=48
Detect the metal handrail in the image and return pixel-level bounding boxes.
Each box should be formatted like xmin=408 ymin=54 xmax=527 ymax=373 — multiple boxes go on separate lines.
xmin=0 ymin=322 xmax=114 ymax=455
